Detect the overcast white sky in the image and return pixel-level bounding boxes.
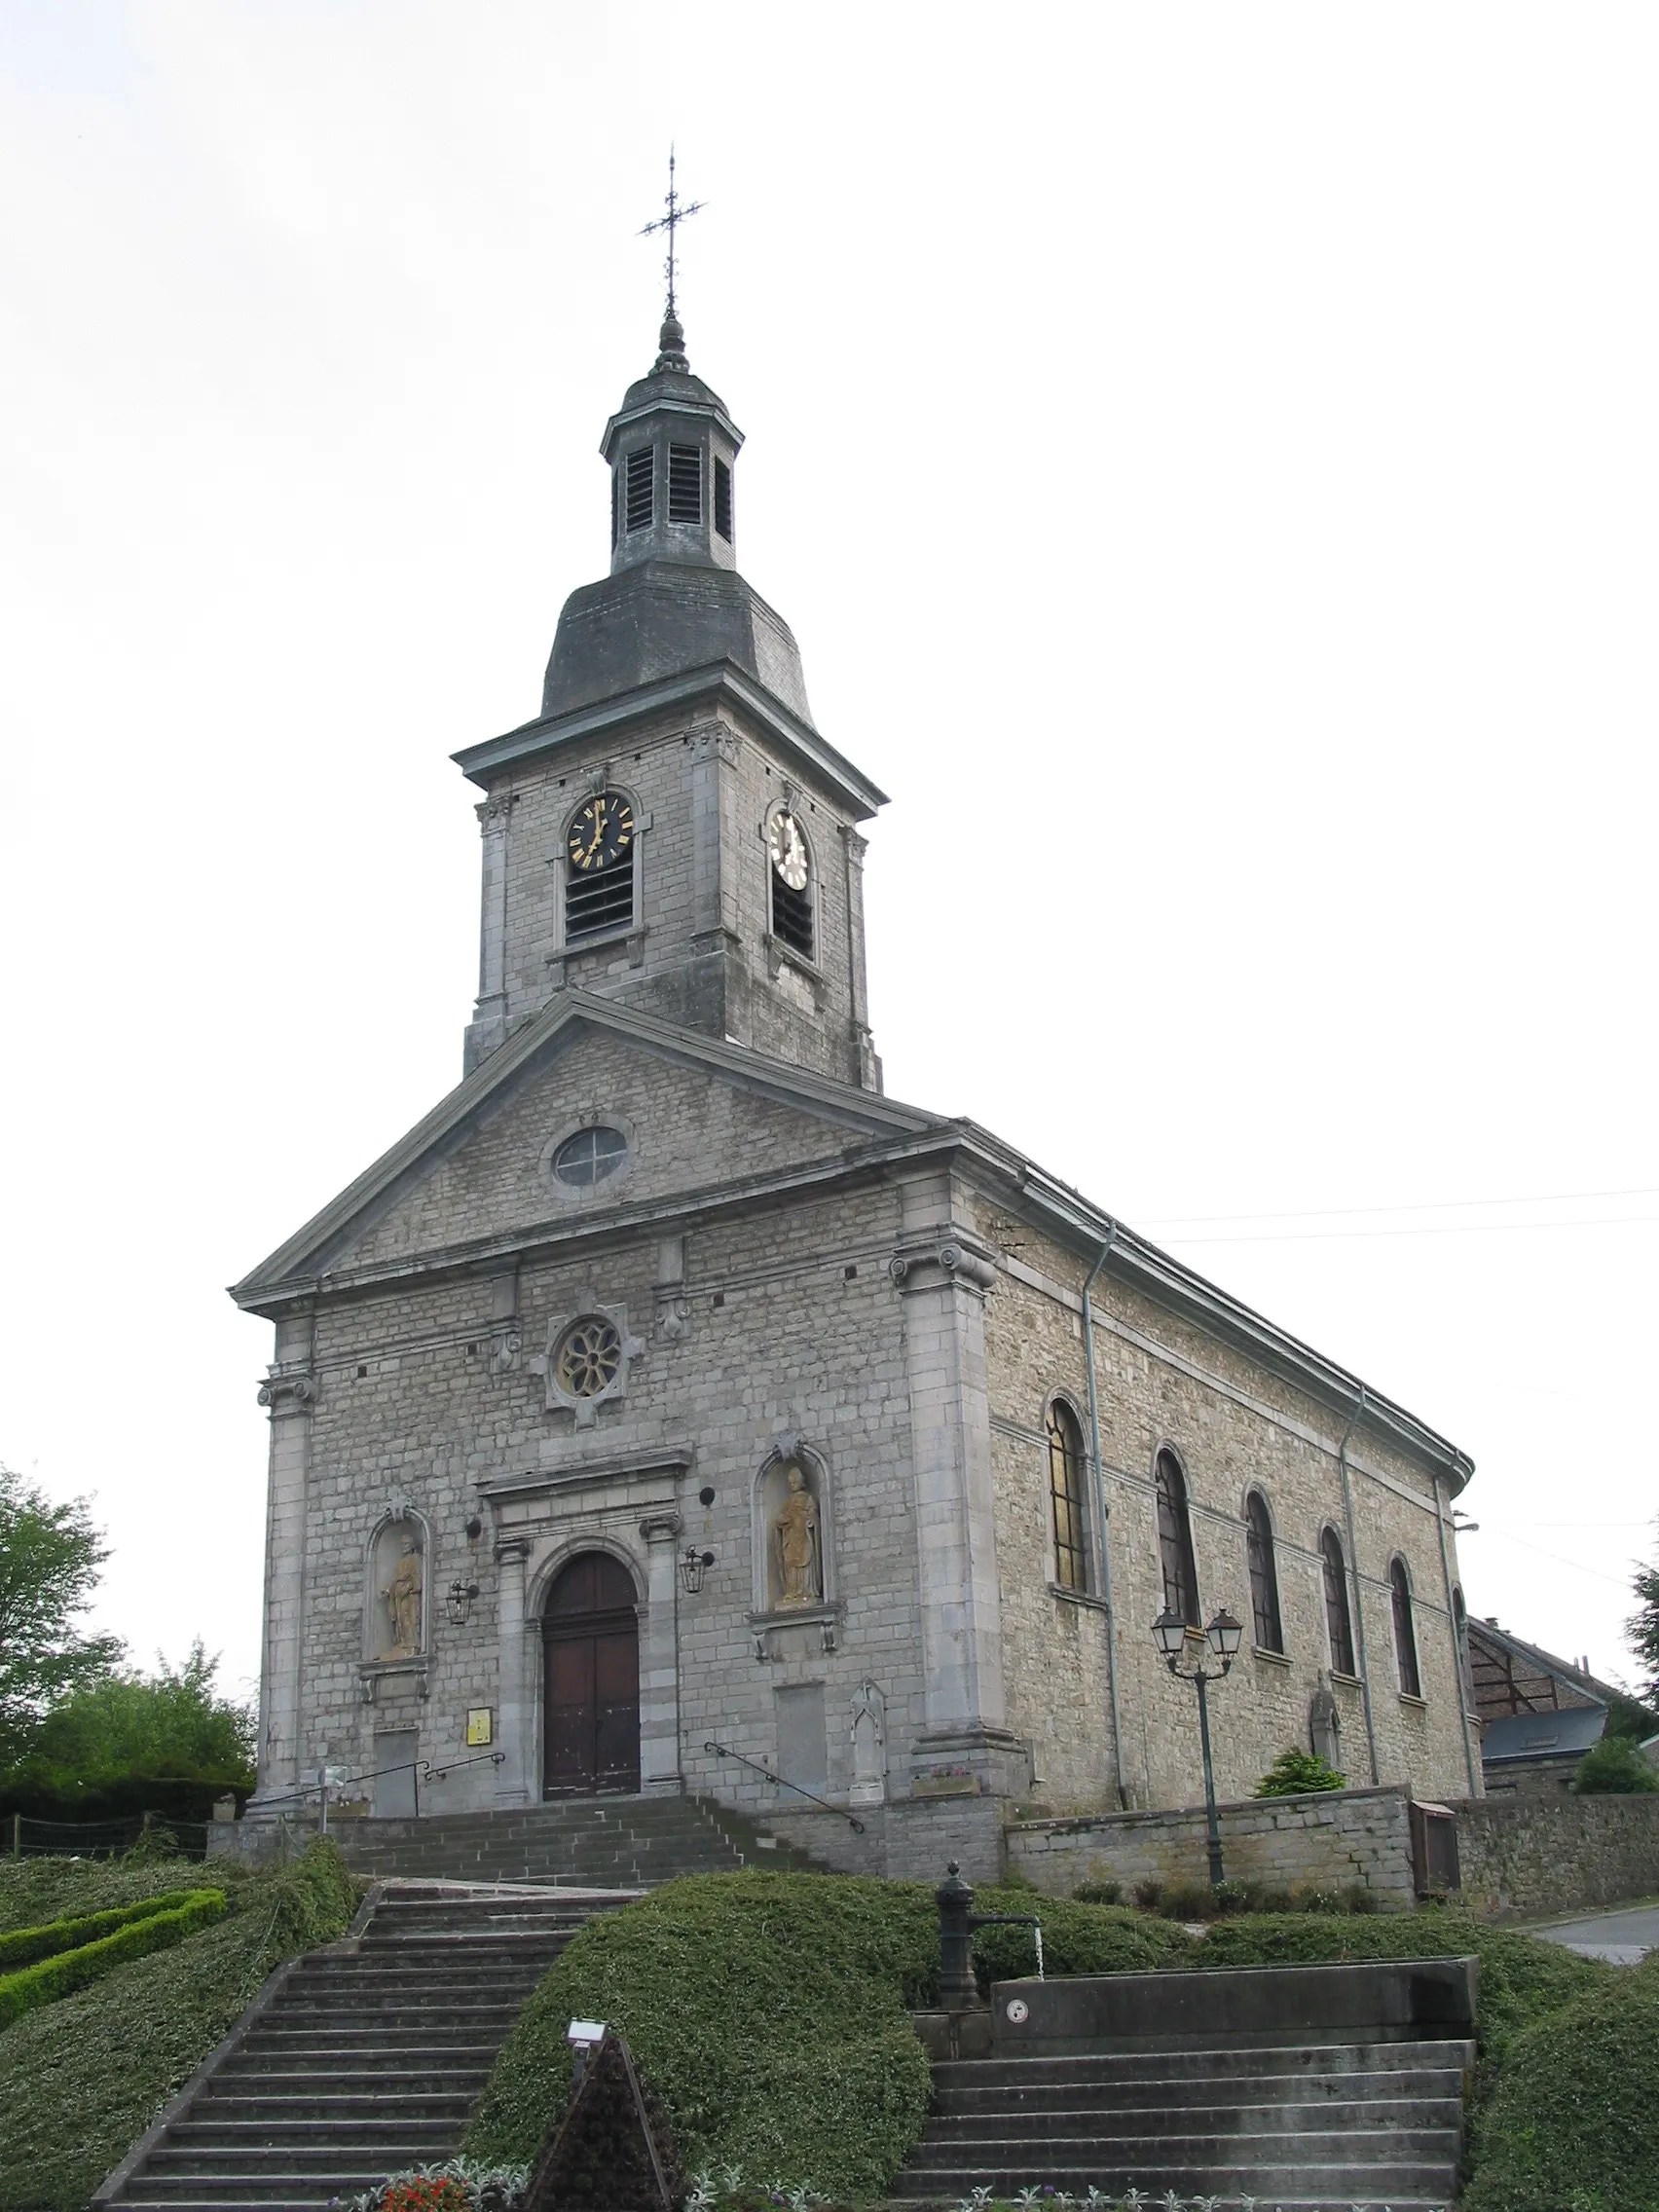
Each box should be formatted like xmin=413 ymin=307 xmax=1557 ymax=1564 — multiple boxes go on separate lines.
xmin=1 ymin=4 xmax=1655 ymax=1713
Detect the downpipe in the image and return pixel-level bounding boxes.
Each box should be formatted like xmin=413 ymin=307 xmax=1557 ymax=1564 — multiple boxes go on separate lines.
xmin=1338 ymin=1385 xmax=1382 ymax=1787
xmin=1083 ymin=1227 xmax=1130 ymax=1809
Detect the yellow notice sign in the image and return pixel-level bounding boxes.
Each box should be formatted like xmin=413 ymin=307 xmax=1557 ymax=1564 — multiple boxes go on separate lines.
xmin=465 ymin=1708 xmax=494 ymax=1747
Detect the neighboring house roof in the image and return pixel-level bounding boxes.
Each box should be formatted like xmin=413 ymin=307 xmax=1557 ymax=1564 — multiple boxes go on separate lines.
xmin=1482 ymin=1706 xmax=1607 ymax=1765
xmin=1466 ymin=1616 xmax=1623 ymax=1722
xmin=231 ymin=988 xmax=1473 ymax=1490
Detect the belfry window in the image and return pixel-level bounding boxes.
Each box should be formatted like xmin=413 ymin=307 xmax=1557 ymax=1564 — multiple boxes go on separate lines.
xmin=624 ymin=447 xmax=653 ymax=534
xmin=564 ymin=789 xmax=636 ymax=941
xmin=1155 ymin=1449 xmax=1199 ymax=1625
xmin=767 ymin=809 xmax=814 ymax=960
xmin=1047 ymin=1400 xmax=1088 ymax=1594
xmin=1322 ymin=1528 xmax=1357 ymax=1677
xmin=1390 ymin=1559 xmax=1421 ymax=1697
xmin=668 ymin=443 xmax=702 ymax=523
xmin=714 ymin=458 xmax=733 ymax=542
xmin=1245 ymin=1491 xmax=1284 ymax=1654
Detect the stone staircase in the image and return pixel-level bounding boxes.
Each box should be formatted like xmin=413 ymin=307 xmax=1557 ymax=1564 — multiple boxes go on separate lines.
xmin=321 ymin=1790 xmax=801 ymax=1886
xmin=93 ymin=1883 xmax=618 ymax=2212
xmin=896 ymin=2037 xmax=1472 ymax=2209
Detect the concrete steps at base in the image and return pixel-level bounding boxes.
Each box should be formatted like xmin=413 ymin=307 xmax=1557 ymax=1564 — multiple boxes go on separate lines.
xmin=93 ymin=1881 xmax=621 ymax=2212
xmin=894 ymin=2039 xmax=1471 ymax=2209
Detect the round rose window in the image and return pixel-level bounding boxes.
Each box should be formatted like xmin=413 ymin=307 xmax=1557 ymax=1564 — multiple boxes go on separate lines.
xmin=551 ymin=1126 xmax=628 ymax=1188
xmin=555 ymin=1316 xmax=623 ymax=1397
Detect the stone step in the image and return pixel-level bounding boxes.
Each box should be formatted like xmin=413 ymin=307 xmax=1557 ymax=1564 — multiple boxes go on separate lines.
xmin=142 ymin=2138 xmax=457 ymax=2171
xmin=929 ymin=2036 xmax=1474 ymax=2084
xmin=121 ymin=2173 xmax=424 ymax=2203
xmin=210 ymin=2068 xmax=492 ymax=2096
xmin=921 ymin=2096 xmax=1464 ymax=2139
xmin=904 ymin=2123 xmax=1461 ymax=2161
xmin=168 ymin=2120 xmax=470 ymax=2152
xmin=185 ymin=2096 xmax=478 ymax=2124
xmin=929 ymin=2066 xmax=1467 ymax=2114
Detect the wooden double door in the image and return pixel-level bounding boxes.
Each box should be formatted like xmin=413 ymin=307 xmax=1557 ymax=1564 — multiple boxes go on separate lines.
xmin=542 ymin=1552 xmax=641 ymax=1797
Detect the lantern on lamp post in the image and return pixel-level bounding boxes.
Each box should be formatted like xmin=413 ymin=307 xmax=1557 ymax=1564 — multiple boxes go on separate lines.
xmin=1151 ymin=1605 xmax=1243 ymax=1887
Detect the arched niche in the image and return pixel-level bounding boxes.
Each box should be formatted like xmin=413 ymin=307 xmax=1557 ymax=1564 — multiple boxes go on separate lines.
xmin=752 ymin=1444 xmax=833 ymax=1615
xmin=364 ymin=1507 xmax=431 ymax=1664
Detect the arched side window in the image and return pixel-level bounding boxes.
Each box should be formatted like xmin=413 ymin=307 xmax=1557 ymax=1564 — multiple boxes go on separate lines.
xmin=766 ymin=806 xmax=815 ymax=961
xmin=1155 ymin=1449 xmax=1199 ymax=1625
xmin=1245 ymin=1491 xmax=1283 ymax=1654
xmin=1047 ymin=1400 xmax=1088 ymax=1594
xmin=1391 ymin=1558 xmax=1421 ymax=1697
xmin=1321 ymin=1527 xmax=1357 ymax=1677
xmin=564 ymin=789 xmax=637 ymax=942
xmin=1453 ymin=1583 xmax=1475 ymax=1707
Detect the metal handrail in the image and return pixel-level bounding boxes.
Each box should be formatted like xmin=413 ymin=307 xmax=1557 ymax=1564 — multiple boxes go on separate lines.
xmin=704 ymin=1739 xmax=866 ymax=1833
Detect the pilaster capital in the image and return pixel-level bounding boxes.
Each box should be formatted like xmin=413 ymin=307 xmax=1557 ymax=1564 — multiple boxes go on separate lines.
xmin=474 ymin=789 xmax=519 ymax=830
xmin=257 ymin=1369 xmax=316 ymax=1414
xmin=840 ymin=824 xmax=869 ymax=866
xmin=639 ymin=1511 xmax=683 ymax=1547
xmin=887 ymin=1237 xmax=999 ymax=1295
xmin=495 ymin=1536 xmax=532 ymax=1566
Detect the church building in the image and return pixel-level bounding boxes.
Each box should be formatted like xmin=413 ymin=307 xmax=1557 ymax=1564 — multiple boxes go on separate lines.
xmin=234 ymin=299 xmax=1482 ymax=1878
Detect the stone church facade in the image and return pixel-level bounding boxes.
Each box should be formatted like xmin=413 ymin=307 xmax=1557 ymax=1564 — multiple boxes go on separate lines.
xmin=235 ymin=311 xmax=1481 ymax=1877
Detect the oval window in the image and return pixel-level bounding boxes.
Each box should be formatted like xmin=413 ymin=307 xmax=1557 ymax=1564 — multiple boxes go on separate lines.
xmin=551 ymin=1126 xmax=628 ymax=1188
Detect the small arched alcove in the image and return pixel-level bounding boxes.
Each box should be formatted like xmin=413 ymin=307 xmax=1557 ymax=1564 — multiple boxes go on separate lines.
xmin=540 ymin=1550 xmax=641 ymax=1798
xmin=364 ymin=1507 xmax=430 ymax=1666
xmin=752 ymin=1446 xmax=833 ymax=1615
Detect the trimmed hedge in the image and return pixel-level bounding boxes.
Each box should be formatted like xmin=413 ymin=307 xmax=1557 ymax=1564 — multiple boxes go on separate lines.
xmin=0 ymin=1889 xmax=226 ymax=2029
xmin=1460 ymin=1951 xmax=1659 ymax=2211
xmin=0 ymin=1890 xmax=214 ymax=1973
xmin=0 ymin=1839 xmax=361 ymax=2212
xmin=1195 ymin=1904 xmax=1610 ymax=2058
xmin=464 ymin=1872 xmax=938 ymax=2200
xmin=0 ymin=1852 xmax=237 ymax=1934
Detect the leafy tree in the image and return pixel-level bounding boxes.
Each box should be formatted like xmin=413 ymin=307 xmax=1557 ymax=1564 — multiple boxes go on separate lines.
xmin=1628 ymin=1526 xmax=1659 ymax=1710
xmin=1570 ymin=1734 xmax=1659 ymax=1796
xmin=16 ymin=1641 xmax=255 ymax=1794
xmin=1253 ymin=1746 xmax=1346 ymax=1797
xmin=0 ymin=1465 xmax=123 ymax=1766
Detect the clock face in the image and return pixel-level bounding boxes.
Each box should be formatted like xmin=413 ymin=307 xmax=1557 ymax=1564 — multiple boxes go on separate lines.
xmin=768 ymin=810 xmax=808 ymax=891
xmin=567 ymin=792 xmax=635 ymax=873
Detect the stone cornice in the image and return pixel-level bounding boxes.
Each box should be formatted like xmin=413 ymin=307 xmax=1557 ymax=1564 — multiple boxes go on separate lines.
xmin=477 ymin=1445 xmax=694 ymax=1506
xmin=452 ymin=661 xmax=889 ymax=820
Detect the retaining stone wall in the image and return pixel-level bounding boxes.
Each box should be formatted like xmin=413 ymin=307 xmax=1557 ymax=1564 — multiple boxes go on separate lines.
xmin=1455 ymin=1790 xmax=1659 ymax=1919
xmin=1006 ymin=1785 xmax=1418 ymax=1907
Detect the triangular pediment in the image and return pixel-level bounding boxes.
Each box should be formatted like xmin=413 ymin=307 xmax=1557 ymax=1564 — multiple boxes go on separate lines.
xmin=232 ymin=993 xmax=940 ymax=1307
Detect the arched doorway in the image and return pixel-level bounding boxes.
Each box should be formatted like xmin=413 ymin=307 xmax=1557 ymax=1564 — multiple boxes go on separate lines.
xmin=542 ymin=1552 xmax=641 ymax=1796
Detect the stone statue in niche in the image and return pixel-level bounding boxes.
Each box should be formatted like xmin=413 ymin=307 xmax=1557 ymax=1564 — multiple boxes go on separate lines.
xmin=378 ymin=1528 xmax=424 ymax=1659
xmin=771 ymin=1463 xmax=822 ymax=1608
xmin=1309 ymin=1673 xmax=1342 ymax=1769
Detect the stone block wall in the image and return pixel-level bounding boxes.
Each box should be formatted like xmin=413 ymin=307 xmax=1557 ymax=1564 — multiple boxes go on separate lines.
xmin=1006 ymin=1786 xmax=1419 ymax=1907
xmin=1455 ymin=1791 xmax=1659 ymax=1919
xmin=975 ymin=1206 xmax=1479 ymax=1819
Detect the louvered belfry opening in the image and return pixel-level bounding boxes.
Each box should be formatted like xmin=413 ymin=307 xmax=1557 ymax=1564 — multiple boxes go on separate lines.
xmin=668 ymin=443 xmax=702 ymax=524
xmin=714 ymin=457 xmax=733 ymax=541
xmin=566 ymin=853 xmax=634 ymax=940
xmin=624 ymin=446 xmax=654 ymax=534
xmin=772 ymin=871 xmax=814 ymax=958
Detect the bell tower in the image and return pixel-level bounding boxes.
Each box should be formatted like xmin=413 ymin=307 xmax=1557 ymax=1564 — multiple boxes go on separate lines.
xmin=456 ymin=302 xmax=886 ymax=1092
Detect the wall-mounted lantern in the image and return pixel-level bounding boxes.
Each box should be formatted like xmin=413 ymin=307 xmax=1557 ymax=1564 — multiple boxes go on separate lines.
xmin=446 ymin=1578 xmax=480 ymax=1626
xmin=681 ymin=1546 xmax=716 ymax=1595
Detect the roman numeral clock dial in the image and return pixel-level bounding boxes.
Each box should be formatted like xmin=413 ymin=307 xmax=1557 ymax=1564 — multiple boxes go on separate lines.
xmin=568 ymin=793 xmax=635 ymax=871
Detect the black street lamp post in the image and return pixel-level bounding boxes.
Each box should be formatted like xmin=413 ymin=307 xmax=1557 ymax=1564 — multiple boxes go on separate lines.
xmin=1152 ymin=1605 xmax=1244 ymax=1887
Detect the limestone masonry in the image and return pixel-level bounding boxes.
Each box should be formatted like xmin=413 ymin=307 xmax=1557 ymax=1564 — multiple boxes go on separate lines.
xmin=233 ymin=308 xmax=1481 ymax=1878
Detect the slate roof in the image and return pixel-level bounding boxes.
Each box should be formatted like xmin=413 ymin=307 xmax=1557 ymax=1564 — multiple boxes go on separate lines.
xmin=1481 ymin=1705 xmax=1607 ymax=1764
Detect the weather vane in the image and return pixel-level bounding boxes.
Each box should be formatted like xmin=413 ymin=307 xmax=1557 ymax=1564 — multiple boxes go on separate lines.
xmin=640 ymin=147 xmax=703 ymax=321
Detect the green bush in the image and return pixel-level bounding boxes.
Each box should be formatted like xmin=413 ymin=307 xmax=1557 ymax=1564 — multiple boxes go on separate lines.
xmin=0 ymin=1851 xmax=233 ymax=1934
xmin=0 ymin=1889 xmax=226 ymax=2028
xmin=0 ymin=1838 xmax=360 ymax=2212
xmin=0 ymin=1889 xmax=214 ymax=1972
xmin=1460 ymin=1951 xmax=1659 ymax=2211
xmin=967 ymin=1885 xmax=1192 ymax=1985
xmin=1571 ymin=1734 xmax=1659 ymax=1794
xmin=1253 ymin=1745 xmax=1346 ymax=1796
xmin=1070 ymin=1878 xmax=1122 ymax=1904
xmin=464 ymin=1872 xmax=938 ymax=2201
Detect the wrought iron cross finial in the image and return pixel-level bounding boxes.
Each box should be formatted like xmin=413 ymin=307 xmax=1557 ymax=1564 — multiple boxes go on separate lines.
xmin=640 ymin=147 xmax=703 ymax=320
